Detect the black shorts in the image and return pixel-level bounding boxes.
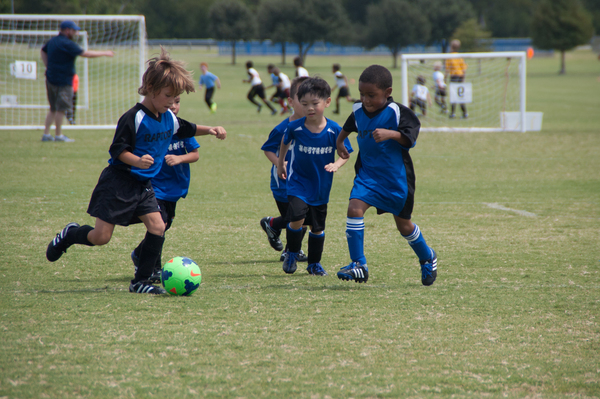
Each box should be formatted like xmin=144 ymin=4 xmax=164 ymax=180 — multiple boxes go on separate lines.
xmin=249 ymin=84 xmax=266 ymax=100
xmin=338 ymin=86 xmax=350 ymax=98
xmin=275 ymin=199 xmax=289 ymax=220
xmin=158 ymin=199 xmax=177 ymax=231
xmin=435 ymin=87 xmax=447 ymax=97
xmin=87 ymin=166 xmax=160 ymax=226
xmin=286 ymin=196 xmax=327 ymax=232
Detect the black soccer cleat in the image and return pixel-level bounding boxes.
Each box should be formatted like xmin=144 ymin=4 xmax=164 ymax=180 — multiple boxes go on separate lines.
xmin=260 ymin=217 xmax=284 ymax=251
xmin=337 ymin=262 xmax=369 ymax=283
xmin=46 ymin=222 xmax=79 ymax=262
xmin=129 ymin=280 xmax=166 ymax=295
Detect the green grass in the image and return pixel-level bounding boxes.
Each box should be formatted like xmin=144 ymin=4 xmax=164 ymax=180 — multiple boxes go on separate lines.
xmin=1 ymin=49 xmax=599 ymax=398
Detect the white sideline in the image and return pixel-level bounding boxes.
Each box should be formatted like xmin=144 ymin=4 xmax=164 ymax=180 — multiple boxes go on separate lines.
xmin=484 ymin=202 xmax=537 ymax=218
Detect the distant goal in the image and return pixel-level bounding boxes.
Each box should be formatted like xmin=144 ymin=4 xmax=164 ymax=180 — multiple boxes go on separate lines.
xmin=401 ymin=52 xmax=527 ymax=132
xmin=0 ymin=15 xmax=147 ymax=130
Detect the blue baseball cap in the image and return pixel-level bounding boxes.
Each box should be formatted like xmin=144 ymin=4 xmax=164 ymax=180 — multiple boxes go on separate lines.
xmin=60 ymin=20 xmax=81 ymax=31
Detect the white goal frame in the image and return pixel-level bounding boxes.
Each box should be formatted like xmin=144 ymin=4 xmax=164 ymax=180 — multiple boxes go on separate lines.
xmin=401 ymin=51 xmax=527 ymax=132
xmin=0 ymin=14 xmax=147 ymax=130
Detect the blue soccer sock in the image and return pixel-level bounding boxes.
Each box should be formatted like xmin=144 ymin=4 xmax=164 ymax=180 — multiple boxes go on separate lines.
xmin=346 ymin=217 xmax=367 ymax=265
xmin=402 ymin=224 xmax=432 ymax=262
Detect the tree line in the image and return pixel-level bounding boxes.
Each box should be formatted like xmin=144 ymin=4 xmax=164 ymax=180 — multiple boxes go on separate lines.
xmin=5 ymin=0 xmax=596 ymax=72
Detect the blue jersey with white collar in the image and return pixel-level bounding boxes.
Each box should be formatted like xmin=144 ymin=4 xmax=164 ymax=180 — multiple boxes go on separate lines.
xmin=283 ymin=117 xmax=353 ymax=206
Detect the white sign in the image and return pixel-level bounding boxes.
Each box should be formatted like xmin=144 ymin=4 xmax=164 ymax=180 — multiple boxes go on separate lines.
xmin=449 ymin=82 xmax=472 ymax=104
xmin=1 ymin=95 xmax=18 ymax=105
xmin=11 ymin=61 xmax=37 ymax=80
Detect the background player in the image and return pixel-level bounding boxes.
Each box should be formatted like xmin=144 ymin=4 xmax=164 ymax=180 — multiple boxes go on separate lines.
xmin=409 ymin=75 xmax=432 ymax=116
xmin=445 ymin=39 xmax=468 ymax=119
xmin=243 ymin=60 xmax=277 ymax=115
xmin=432 ymin=61 xmax=447 ymax=113
xmin=199 ymin=62 xmax=221 ymax=113
xmin=331 ymin=63 xmax=356 ymax=114
xmin=335 ymin=64 xmax=437 ymax=286
xmin=293 ymin=56 xmax=309 ymax=77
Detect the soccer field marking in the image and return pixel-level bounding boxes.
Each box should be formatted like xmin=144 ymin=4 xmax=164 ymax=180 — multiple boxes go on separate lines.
xmin=483 ymin=202 xmax=537 ymax=218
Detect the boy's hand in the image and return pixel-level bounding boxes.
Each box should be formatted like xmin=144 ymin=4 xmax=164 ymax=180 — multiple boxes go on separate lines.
xmin=277 ymin=164 xmax=287 ymax=180
xmin=164 ymin=154 xmax=181 ymax=167
xmin=137 ymin=154 xmax=154 ymax=169
xmin=337 ymin=146 xmax=350 ymax=159
xmin=372 ymin=128 xmax=396 ymax=143
xmin=209 ymin=126 xmax=227 ymax=140
xmin=324 ymin=163 xmax=340 ymax=173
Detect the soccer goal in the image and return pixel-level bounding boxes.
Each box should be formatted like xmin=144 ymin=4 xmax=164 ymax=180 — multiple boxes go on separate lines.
xmin=401 ymin=52 xmax=527 ymax=132
xmin=0 ymin=15 xmax=147 ymax=130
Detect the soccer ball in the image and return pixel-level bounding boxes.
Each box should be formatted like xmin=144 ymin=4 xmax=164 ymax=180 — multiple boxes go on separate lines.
xmin=161 ymin=256 xmax=202 ymax=296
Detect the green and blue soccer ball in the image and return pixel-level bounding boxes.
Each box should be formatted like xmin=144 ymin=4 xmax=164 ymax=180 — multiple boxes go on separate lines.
xmin=162 ymin=256 xmax=202 ymax=296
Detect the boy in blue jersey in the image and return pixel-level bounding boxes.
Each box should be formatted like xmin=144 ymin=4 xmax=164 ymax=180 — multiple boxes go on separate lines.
xmin=130 ymin=95 xmax=200 ymax=281
xmin=199 ymin=62 xmax=220 ymax=113
xmin=277 ymin=77 xmax=353 ymax=276
xmin=260 ymin=76 xmax=309 ymax=262
xmin=45 ymin=48 xmax=227 ymax=295
xmin=335 ymin=65 xmax=437 ymax=286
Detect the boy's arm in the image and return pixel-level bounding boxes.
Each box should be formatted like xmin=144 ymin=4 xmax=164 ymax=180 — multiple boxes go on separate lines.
xmin=336 ymin=129 xmax=352 ymax=159
xmin=372 ymin=128 xmax=411 ymax=147
xmin=264 ymin=150 xmax=279 ymax=166
xmin=118 ymin=150 xmax=154 ymax=169
xmin=216 ymin=77 xmax=221 ymax=89
xmin=324 ymin=156 xmax=349 ymax=173
xmin=277 ymin=138 xmax=291 ymax=180
xmin=164 ymin=148 xmax=199 ymax=166
xmin=81 ymin=50 xmax=114 ymax=58
xmin=195 ymin=125 xmax=226 ymax=140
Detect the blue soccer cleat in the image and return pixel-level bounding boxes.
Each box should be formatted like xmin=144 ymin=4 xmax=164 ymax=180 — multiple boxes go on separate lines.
xmin=282 ymin=251 xmax=299 ymax=274
xmin=306 ymin=263 xmax=328 ymax=276
xmin=420 ymin=249 xmax=437 ymax=286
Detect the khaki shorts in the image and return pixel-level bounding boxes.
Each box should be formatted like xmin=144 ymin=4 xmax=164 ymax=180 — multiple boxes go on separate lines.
xmin=46 ymin=80 xmax=73 ymax=113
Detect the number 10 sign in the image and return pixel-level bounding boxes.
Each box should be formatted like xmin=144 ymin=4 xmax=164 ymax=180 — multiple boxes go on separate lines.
xmin=10 ymin=61 xmax=37 ymax=80
xmin=449 ymin=82 xmax=472 ymax=104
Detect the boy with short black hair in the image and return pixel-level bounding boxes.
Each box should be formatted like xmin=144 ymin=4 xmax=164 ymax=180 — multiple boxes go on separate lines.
xmin=243 ymin=60 xmax=277 ymax=115
xmin=293 ymin=56 xmax=309 ymax=77
xmin=130 ymin=94 xmax=200 ymax=282
xmin=45 ymin=48 xmax=227 ymax=295
xmin=336 ymin=64 xmax=437 ymax=286
xmin=260 ymin=76 xmax=310 ymax=262
xmin=277 ymin=77 xmax=353 ymax=276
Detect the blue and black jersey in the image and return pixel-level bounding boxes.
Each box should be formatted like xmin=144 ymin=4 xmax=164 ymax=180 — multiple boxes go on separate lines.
xmin=342 ymin=97 xmax=420 ymax=216
xmin=108 ymin=103 xmax=197 ymax=182
xmin=152 ymin=135 xmax=200 ymax=202
xmin=283 ymin=117 xmax=353 ymax=206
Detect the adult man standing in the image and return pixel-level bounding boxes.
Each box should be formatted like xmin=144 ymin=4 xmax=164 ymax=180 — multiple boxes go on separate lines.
xmin=41 ymin=20 xmax=114 ymax=142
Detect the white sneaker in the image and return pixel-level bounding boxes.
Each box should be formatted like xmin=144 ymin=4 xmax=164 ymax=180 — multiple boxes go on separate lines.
xmin=55 ymin=134 xmax=74 ymax=142
xmin=41 ymin=134 xmax=54 ymax=142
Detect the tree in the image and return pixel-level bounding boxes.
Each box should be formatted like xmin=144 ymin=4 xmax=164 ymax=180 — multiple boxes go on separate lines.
xmin=451 ymin=18 xmax=492 ymax=52
xmin=256 ymin=0 xmax=297 ymax=64
xmin=531 ymin=0 xmax=593 ymax=74
xmin=208 ymin=0 xmax=257 ymax=64
xmin=283 ymin=0 xmax=351 ymax=64
xmin=364 ymin=0 xmax=430 ymax=68
xmin=418 ymin=0 xmax=475 ymax=52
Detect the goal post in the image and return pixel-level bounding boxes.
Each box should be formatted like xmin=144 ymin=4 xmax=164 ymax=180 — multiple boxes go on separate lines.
xmin=400 ymin=52 xmax=527 ymax=132
xmin=0 ymin=14 xmax=147 ymax=130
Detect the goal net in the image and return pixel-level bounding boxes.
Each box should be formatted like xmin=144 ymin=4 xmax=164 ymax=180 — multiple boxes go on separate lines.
xmin=0 ymin=15 xmax=146 ymax=130
xmin=401 ymin=52 xmax=526 ymax=132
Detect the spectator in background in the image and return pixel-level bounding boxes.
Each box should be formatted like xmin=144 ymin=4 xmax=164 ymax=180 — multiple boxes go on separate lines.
xmin=41 ymin=20 xmax=114 ymax=142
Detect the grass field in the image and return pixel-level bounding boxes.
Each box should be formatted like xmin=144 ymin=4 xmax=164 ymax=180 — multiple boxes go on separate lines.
xmin=1 ymin=48 xmax=599 ymax=398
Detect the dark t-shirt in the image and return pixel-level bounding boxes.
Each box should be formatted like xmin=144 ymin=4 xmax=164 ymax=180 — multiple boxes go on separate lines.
xmin=41 ymin=33 xmax=84 ymax=86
